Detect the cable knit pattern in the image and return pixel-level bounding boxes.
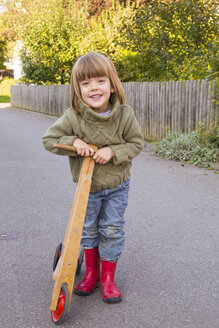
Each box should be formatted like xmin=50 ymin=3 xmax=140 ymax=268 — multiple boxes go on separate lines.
xmin=42 ymin=94 xmax=144 ymax=192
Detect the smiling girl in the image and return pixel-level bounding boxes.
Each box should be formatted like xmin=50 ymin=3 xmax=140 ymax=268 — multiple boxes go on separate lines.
xmin=42 ymin=52 xmax=144 ymax=303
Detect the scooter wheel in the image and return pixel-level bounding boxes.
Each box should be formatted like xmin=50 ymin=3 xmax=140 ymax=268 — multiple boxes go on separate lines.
xmin=76 ymin=245 xmax=84 ymax=275
xmin=53 ymin=243 xmax=62 ymax=271
xmin=51 ymin=284 xmax=69 ymax=325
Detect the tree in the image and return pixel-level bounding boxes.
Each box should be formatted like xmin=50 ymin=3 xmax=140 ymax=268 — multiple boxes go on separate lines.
xmin=74 ymin=2 xmax=138 ymax=80
xmin=0 ymin=3 xmax=8 ymax=69
xmin=0 ymin=39 xmax=6 ymax=69
xmin=2 ymin=0 xmax=91 ymax=84
xmin=75 ymin=0 xmax=145 ymax=17
xmin=2 ymin=0 xmax=138 ymax=83
xmin=77 ymin=0 xmax=113 ymax=17
xmin=2 ymin=0 xmax=217 ymax=83
xmin=122 ymin=0 xmax=219 ymax=81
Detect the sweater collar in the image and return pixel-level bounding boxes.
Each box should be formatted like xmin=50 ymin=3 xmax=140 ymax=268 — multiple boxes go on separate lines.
xmin=77 ymin=93 xmax=121 ymax=122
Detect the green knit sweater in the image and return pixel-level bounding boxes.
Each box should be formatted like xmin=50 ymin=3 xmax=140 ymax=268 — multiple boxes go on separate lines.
xmin=42 ymin=95 xmax=144 ymax=192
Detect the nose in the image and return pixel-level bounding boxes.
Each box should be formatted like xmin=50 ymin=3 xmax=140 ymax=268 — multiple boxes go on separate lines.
xmin=90 ymin=81 xmax=98 ymax=90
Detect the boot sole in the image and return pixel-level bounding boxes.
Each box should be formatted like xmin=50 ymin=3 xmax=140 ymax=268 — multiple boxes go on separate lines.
xmin=103 ymin=297 xmax=122 ymax=303
xmin=74 ymin=285 xmax=99 ymax=296
xmin=74 ymin=289 xmax=93 ymax=296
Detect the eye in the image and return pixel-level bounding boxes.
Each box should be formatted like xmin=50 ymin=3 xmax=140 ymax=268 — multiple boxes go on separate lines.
xmin=81 ymin=81 xmax=89 ymax=86
xmin=98 ymin=79 xmax=105 ymax=83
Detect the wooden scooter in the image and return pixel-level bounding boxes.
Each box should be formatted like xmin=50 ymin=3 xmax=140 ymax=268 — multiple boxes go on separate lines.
xmin=50 ymin=143 xmax=98 ymax=325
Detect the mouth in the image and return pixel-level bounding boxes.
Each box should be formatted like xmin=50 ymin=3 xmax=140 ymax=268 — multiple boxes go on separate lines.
xmin=90 ymin=94 xmax=102 ymax=99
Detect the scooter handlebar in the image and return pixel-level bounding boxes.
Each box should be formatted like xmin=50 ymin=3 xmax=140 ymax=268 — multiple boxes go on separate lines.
xmin=53 ymin=143 xmax=98 ymax=153
xmin=53 ymin=143 xmax=77 ymax=152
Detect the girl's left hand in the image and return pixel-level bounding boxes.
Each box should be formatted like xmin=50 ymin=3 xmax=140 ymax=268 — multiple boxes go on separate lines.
xmin=93 ymin=147 xmax=114 ymax=164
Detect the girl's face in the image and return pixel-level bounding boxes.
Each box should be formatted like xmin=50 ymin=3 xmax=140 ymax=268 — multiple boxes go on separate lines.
xmin=79 ymin=76 xmax=114 ymax=113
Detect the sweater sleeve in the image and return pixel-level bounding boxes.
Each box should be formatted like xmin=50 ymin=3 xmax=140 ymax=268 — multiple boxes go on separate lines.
xmin=109 ymin=108 xmax=144 ymax=165
xmin=42 ymin=109 xmax=78 ymax=156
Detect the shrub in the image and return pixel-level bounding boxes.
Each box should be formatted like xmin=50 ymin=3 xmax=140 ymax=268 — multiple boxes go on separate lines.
xmin=155 ymin=126 xmax=219 ymax=169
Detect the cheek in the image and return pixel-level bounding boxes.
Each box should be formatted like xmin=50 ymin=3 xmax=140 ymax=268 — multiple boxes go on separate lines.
xmin=80 ymin=88 xmax=87 ymax=100
xmin=105 ymin=85 xmax=113 ymax=96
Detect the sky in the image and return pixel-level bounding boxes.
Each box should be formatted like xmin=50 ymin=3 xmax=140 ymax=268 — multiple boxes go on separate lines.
xmin=0 ymin=0 xmax=10 ymax=13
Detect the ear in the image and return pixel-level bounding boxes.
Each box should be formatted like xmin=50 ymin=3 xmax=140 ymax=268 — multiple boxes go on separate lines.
xmin=110 ymin=85 xmax=115 ymax=93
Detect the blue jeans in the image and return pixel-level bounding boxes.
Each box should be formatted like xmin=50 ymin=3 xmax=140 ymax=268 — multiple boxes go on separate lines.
xmin=81 ymin=179 xmax=130 ymax=262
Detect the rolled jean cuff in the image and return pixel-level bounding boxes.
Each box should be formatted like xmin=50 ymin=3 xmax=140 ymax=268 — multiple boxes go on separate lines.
xmin=100 ymin=255 xmax=119 ymax=262
xmin=83 ymin=246 xmax=98 ymax=249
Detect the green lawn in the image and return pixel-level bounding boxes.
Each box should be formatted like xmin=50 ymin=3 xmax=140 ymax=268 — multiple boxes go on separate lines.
xmin=0 ymin=78 xmax=18 ymax=103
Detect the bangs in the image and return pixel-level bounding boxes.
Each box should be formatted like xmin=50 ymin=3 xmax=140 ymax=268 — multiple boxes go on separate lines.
xmin=74 ymin=53 xmax=110 ymax=82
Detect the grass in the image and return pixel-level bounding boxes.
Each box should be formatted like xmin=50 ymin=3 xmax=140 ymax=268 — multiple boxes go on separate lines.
xmin=154 ymin=123 xmax=219 ymax=171
xmin=0 ymin=95 xmax=10 ymax=102
xmin=0 ymin=78 xmax=18 ymax=103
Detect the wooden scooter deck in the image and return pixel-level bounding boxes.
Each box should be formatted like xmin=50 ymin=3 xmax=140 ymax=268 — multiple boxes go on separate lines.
xmin=50 ymin=144 xmax=97 ymax=311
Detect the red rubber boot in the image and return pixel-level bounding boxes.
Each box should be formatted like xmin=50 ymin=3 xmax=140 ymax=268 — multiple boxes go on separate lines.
xmin=74 ymin=248 xmax=100 ymax=296
xmin=101 ymin=260 xmax=122 ymax=303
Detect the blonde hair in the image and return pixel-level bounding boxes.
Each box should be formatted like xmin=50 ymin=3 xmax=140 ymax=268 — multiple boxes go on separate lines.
xmin=70 ymin=52 xmax=125 ymax=112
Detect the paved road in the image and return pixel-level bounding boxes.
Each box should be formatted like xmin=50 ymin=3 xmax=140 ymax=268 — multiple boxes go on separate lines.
xmin=0 ymin=105 xmax=218 ymax=328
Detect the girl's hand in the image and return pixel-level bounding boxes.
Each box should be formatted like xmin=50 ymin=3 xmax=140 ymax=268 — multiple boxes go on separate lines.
xmin=73 ymin=138 xmax=95 ymax=157
xmin=93 ymin=147 xmax=114 ymax=164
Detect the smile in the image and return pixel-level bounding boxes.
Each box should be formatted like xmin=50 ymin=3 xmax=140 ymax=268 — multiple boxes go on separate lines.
xmin=90 ymin=94 xmax=102 ymax=99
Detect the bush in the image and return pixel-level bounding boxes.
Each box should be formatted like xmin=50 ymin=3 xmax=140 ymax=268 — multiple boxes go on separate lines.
xmin=3 ymin=0 xmax=218 ymax=84
xmin=196 ymin=122 xmax=219 ymax=147
xmin=155 ymin=126 xmax=219 ymax=169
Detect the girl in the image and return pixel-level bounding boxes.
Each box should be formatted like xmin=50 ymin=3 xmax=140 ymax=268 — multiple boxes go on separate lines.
xmin=42 ymin=52 xmax=144 ymax=303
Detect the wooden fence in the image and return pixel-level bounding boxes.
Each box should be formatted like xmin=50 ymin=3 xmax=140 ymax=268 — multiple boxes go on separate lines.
xmin=11 ymin=79 xmax=218 ymax=140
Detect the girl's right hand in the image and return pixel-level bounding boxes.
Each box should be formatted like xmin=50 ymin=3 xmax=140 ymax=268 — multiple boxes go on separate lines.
xmin=73 ymin=138 xmax=95 ymax=157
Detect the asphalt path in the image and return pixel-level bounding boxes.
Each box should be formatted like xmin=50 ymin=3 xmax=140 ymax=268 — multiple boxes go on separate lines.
xmin=0 ymin=105 xmax=218 ymax=328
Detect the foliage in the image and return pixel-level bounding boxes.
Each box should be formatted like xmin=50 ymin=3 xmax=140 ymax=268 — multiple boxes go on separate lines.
xmin=1 ymin=0 xmax=218 ymax=83
xmin=2 ymin=0 xmax=88 ymax=84
xmin=75 ymin=3 xmax=139 ymax=81
xmin=0 ymin=39 xmax=6 ymax=69
xmin=0 ymin=95 xmax=10 ymax=102
xmin=2 ymin=0 xmax=139 ymax=84
xmin=0 ymin=0 xmax=19 ymax=65
xmin=76 ymin=0 xmax=113 ymax=17
xmin=0 ymin=8 xmax=7 ymax=69
xmin=0 ymin=77 xmax=17 ymax=102
xmin=75 ymin=0 xmax=145 ymax=17
xmin=121 ymin=0 xmax=219 ymax=81
xmin=196 ymin=122 xmax=219 ymax=147
xmin=19 ymin=0 xmax=89 ymax=84
xmin=155 ymin=125 xmax=219 ymax=168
